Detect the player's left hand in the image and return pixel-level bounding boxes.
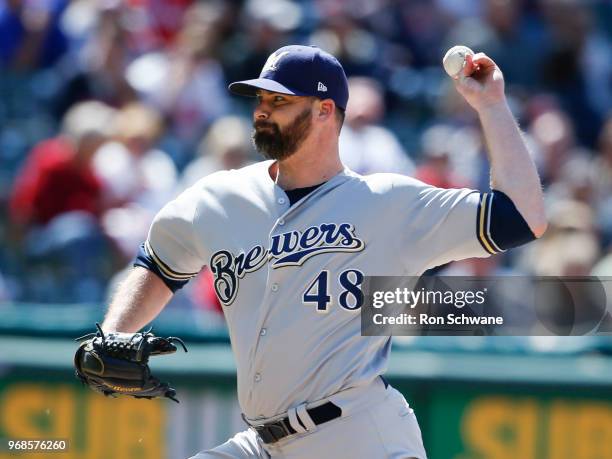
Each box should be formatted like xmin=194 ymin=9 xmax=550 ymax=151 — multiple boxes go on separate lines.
xmin=453 ymin=53 xmax=506 ymax=112
xmin=74 ymin=324 xmax=188 ymax=403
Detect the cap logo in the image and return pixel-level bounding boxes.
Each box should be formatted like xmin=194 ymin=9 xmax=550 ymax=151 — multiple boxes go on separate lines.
xmin=317 ymin=82 xmax=327 ymax=92
xmin=262 ymin=51 xmax=290 ymax=72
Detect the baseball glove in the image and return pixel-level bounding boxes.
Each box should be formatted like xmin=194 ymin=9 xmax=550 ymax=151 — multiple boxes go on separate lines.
xmin=74 ymin=324 xmax=187 ymax=402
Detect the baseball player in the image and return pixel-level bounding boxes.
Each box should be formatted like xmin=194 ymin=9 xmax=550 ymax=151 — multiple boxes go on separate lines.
xmin=99 ymin=45 xmax=546 ymax=458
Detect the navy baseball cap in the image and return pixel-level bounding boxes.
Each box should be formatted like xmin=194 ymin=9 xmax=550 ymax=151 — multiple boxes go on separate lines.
xmin=229 ymin=45 xmax=349 ymax=110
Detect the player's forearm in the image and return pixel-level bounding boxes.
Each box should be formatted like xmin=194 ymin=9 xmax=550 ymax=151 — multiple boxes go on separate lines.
xmin=478 ymin=101 xmax=547 ymax=237
xmin=102 ymin=266 xmax=173 ymax=333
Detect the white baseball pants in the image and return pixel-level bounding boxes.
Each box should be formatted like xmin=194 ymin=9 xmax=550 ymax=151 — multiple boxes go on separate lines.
xmin=188 ymin=380 xmax=427 ymax=459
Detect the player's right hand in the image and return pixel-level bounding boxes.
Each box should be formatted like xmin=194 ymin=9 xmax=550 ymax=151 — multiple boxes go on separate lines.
xmin=454 ymin=53 xmax=506 ymax=112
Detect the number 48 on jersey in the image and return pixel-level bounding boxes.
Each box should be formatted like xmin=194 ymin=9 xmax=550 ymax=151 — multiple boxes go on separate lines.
xmin=302 ymin=269 xmax=364 ymax=313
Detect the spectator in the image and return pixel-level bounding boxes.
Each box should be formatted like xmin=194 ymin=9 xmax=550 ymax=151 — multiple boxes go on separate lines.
xmin=93 ymin=102 xmax=176 ymax=209
xmin=124 ymin=0 xmax=195 ymax=52
xmin=339 ymin=77 xmax=414 ymax=175
xmin=8 ymin=100 xmax=117 ymax=302
xmin=221 ymin=7 xmax=289 ymax=88
xmin=126 ymin=1 xmax=230 ymax=156
xmin=0 ymin=0 xmax=68 ymax=70
xmin=520 ymin=200 xmax=599 ymax=277
xmin=56 ymin=0 xmax=137 ymax=115
xmin=0 ymin=270 xmax=12 ymax=301
xmin=593 ymin=116 xmax=612 ymax=199
xmin=528 ymin=107 xmax=576 ymax=186
xmin=538 ymin=0 xmax=607 ymax=146
xmin=10 ymin=101 xmax=115 ymax=228
xmin=414 ymin=124 xmax=471 ymax=189
xmin=179 ymin=115 xmax=255 ymax=191
xmin=93 ymin=102 xmax=177 ymax=258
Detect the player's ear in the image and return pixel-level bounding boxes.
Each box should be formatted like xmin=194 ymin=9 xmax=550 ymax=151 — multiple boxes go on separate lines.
xmin=317 ymin=99 xmax=334 ymax=121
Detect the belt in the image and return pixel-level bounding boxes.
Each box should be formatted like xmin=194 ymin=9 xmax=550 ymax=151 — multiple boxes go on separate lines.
xmin=247 ymin=401 xmax=342 ymax=444
xmin=246 ymin=376 xmax=390 ymax=444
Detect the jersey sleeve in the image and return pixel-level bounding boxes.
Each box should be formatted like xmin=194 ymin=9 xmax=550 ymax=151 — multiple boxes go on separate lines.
xmin=391 ymin=176 xmax=494 ymax=271
xmin=486 ymin=189 xmax=536 ymax=250
xmin=144 ymin=187 xmax=207 ymax=283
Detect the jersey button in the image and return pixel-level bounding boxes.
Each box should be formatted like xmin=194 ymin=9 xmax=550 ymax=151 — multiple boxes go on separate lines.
xmin=278 ymin=218 xmax=285 ymax=225
xmin=260 ymin=328 xmax=267 ymax=336
xmin=254 ymin=373 xmax=262 ymax=382
xmin=278 ymin=198 xmax=286 ymax=205
xmin=271 ymin=283 xmax=279 ymax=292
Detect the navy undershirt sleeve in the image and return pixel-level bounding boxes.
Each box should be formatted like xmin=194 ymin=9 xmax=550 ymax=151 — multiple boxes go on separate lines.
xmin=476 ymin=189 xmax=537 ymax=254
xmin=133 ymin=243 xmax=189 ymax=293
xmin=490 ymin=189 xmax=537 ymax=250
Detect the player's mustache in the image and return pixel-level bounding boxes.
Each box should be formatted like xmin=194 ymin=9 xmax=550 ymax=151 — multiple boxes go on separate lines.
xmin=254 ymin=120 xmax=279 ymax=131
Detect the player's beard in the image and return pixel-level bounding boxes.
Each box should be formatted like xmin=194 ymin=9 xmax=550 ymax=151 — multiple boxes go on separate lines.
xmin=252 ymin=108 xmax=312 ymax=161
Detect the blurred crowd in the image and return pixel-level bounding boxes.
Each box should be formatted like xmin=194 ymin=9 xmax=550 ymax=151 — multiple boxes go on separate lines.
xmin=0 ymin=0 xmax=610 ymax=319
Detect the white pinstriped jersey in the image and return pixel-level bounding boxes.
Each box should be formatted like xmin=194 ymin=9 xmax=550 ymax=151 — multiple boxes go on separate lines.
xmin=145 ymin=160 xmax=494 ymax=419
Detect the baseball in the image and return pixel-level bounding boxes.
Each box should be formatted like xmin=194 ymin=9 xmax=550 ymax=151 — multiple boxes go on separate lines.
xmin=442 ymin=45 xmax=474 ymax=78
